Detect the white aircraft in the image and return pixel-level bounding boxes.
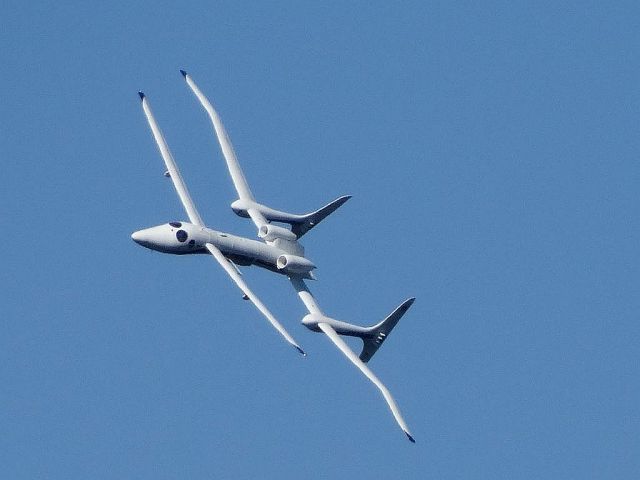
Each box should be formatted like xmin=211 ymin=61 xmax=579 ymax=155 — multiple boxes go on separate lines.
xmin=132 ymin=70 xmax=416 ymax=442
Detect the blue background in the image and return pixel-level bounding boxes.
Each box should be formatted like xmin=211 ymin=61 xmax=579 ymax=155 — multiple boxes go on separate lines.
xmin=2 ymin=1 xmax=638 ymax=478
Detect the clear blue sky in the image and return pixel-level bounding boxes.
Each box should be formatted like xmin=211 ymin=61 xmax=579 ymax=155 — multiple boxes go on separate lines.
xmin=1 ymin=1 xmax=639 ymax=478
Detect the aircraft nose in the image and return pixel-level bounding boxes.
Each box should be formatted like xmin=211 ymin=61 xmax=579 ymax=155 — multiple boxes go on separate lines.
xmin=131 ymin=230 xmax=147 ymax=245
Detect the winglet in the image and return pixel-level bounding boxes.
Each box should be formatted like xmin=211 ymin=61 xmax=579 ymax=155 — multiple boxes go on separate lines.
xmin=138 ymin=91 xmax=145 ymax=100
xmin=405 ymin=431 xmax=416 ymax=443
xmin=180 ymin=69 xmax=187 ymax=78
xmin=294 ymin=345 xmax=307 ymax=357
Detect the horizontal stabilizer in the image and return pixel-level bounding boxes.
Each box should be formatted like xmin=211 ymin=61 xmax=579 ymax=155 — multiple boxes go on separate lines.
xmin=292 ymin=195 xmax=351 ymax=238
xmin=360 ymin=298 xmax=415 ymax=363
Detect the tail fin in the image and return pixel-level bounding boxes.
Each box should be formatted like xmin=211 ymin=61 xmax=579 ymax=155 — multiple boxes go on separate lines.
xmin=292 ymin=195 xmax=351 ymax=238
xmin=360 ymin=298 xmax=415 ymax=363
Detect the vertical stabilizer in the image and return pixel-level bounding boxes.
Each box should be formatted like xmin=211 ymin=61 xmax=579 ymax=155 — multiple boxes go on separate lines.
xmin=291 ymin=195 xmax=352 ymax=238
xmin=359 ymin=298 xmax=415 ymax=363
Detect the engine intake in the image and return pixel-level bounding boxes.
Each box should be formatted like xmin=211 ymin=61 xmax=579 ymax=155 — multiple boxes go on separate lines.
xmin=259 ymin=224 xmax=298 ymax=242
xmin=276 ymin=254 xmax=316 ymax=274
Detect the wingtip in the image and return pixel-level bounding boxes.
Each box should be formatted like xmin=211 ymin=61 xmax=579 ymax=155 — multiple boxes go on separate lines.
xmin=138 ymin=91 xmax=145 ymax=100
xmin=405 ymin=431 xmax=416 ymax=443
xmin=294 ymin=345 xmax=307 ymax=357
xmin=180 ymin=69 xmax=188 ymax=78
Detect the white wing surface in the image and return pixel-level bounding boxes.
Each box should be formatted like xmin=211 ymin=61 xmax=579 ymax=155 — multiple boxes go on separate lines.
xmin=317 ymin=322 xmax=415 ymax=442
xmin=139 ymin=92 xmax=304 ymax=356
xmin=139 ymin=92 xmax=204 ymax=226
xmin=181 ymin=70 xmax=268 ymax=230
xmin=289 ymin=277 xmax=414 ymax=441
xmin=206 ymin=244 xmax=305 ymax=356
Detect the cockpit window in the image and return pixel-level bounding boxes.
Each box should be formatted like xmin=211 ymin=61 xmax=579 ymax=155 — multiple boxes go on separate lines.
xmin=169 ymin=222 xmax=182 ymax=228
xmin=176 ymin=230 xmax=188 ymax=242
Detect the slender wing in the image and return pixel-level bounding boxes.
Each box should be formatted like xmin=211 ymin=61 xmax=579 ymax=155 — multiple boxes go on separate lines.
xmin=181 ymin=70 xmax=253 ymax=200
xmin=181 ymin=70 xmax=267 ymax=230
xmin=205 ymin=243 xmax=305 ymax=356
xmin=317 ymin=322 xmax=415 ymax=442
xmin=246 ymin=208 xmax=268 ymax=231
xmin=139 ymin=92 xmax=204 ymax=226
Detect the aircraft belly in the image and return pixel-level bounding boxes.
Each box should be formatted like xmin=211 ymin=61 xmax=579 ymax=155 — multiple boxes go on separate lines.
xmin=208 ymin=232 xmax=280 ymax=269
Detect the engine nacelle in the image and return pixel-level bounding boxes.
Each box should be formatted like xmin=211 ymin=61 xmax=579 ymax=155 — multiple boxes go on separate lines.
xmin=259 ymin=224 xmax=298 ymax=242
xmin=276 ymin=254 xmax=316 ymax=274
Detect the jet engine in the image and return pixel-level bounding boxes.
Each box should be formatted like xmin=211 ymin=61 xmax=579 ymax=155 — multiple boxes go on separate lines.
xmin=276 ymin=254 xmax=316 ymax=274
xmin=259 ymin=224 xmax=298 ymax=242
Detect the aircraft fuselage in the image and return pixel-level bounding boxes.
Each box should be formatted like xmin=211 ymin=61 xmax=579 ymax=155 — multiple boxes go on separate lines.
xmin=131 ymin=221 xmax=313 ymax=277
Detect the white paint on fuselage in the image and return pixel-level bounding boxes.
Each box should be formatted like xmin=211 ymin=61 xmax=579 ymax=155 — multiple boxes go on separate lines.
xmin=131 ymin=221 xmax=290 ymax=274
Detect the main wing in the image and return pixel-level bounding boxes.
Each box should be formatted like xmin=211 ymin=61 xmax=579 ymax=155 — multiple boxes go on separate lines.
xmin=139 ymin=91 xmax=204 ymax=226
xmin=139 ymin=92 xmax=304 ymax=356
xmin=206 ymin=244 xmax=305 ymax=356
xmin=318 ymin=322 xmax=415 ymax=443
xmin=180 ymin=70 xmax=268 ymax=231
